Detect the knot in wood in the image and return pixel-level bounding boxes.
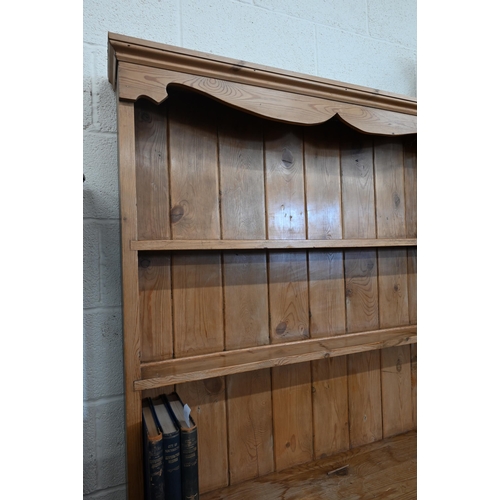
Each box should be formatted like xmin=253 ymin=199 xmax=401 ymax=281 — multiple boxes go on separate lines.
xmin=276 ymin=321 xmax=287 ymax=335
xmin=170 ymin=205 xmax=185 ymax=223
xmin=281 ymin=148 xmax=294 ymax=168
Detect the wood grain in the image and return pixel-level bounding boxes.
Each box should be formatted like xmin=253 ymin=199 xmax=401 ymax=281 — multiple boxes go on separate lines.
xmin=308 ymin=251 xmax=346 ymax=338
xmin=374 ymin=137 xmax=406 ymax=238
xmin=199 ymin=430 xmax=416 ymax=500
xmin=138 ymin=252 xmax=173 ymax=362
xmin=226 ymin=370 xmax=274 ymax=483
xmin=348 ymin=350 xmax=383 ymax=448
xmin=117 ymin=100 xmax=143 ymax=500
xmin=311 ymin=356 xmax=349 ymax=457
xmin=411 ymin=344 xmax=417 ymax=429
xmin=218 ymin=105 xmax=274 ymax=486
xmin=304 ymin=121 xmax=342 ymax=240
xmin=134 ymin=99 xmax=170 ymax=240
xmin=381 ymin=345 xmax=412 ymax=438
xmin=168 ymin=89 xmax=220 ymax=240
xmin=176 ymin=378 xmax=229 ymax=493
xmin=131 ymin=238 xmax=417 ymax=251
xmin=219 ymin=107 xmax=266 ymax=240
xmin=404 ymin=135 xmax=417 ymax=239
xmin=171 ymin=252 xmax=224 ymax=357
xmin=109 ymin=33 xmax=417 ymax=116
xmin=341 ymin=134 xmax=376 ymax=239
xmin=117 ymin=62 xmax=417 ymax=134
xmin=137 ymin=326 xmax=416 ymax=389
xmin=272 ymin=364 xmax=313 ymax=471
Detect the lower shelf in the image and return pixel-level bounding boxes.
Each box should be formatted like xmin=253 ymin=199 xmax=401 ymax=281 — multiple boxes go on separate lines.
xmin=200 ymin=430 xmax=417 ymax=500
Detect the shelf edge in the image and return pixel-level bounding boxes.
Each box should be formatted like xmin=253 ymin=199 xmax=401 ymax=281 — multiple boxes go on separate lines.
xmin=135 ymin=325 xmax=416 ymax=390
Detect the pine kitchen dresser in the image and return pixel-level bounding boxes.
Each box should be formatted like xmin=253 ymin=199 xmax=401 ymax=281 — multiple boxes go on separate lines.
xmin=108 ymin=32 xmax=417 ymax=499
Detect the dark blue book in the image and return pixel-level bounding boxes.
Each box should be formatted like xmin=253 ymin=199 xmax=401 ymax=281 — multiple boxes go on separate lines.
xmin=142 ymin=398 xmax=164 ymax=500
xmin=152 ymin=396 xmax=182 ymax=500
xmin=164 ymin=393 xmax=199 ymax=500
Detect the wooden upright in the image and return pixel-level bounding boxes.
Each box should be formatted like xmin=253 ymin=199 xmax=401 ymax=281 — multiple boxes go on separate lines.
xmin=108 ymin=32 xmax=417 ymax=499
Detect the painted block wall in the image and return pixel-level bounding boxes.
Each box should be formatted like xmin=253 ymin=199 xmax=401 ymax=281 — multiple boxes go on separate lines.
xmin=83 ymin=0 xmax=416 ymax=497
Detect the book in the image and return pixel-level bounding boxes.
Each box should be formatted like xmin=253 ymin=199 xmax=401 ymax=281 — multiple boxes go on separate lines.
xmin=151 ymin=397 xmax=182 ymax=500
xmin=142 ymin=398 xmax=165 ymax=500
xmin=164 ymin=392 xmax=199 ymax=500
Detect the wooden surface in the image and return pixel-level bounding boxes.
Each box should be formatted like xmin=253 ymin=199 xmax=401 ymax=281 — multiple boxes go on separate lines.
xmin=200 ymin=430 xmax=417 ymax=500
xmin=116 ymin=61 xmax=416 ymax=134
xmin=116 ymin=100 xmax=143 ymax=500
xmin=112 ymin=56 xmax=417 ymax=498
xmin=108 ymin=33 xmax=416 ymax=116
xmin=136 ymin=326 xmax=416 ymax=389
xmin=131 ymin=238 xmax=416 ymax=251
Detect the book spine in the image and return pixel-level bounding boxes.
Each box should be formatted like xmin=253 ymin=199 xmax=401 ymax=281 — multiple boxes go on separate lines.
xmin=164 ymin=432 xmax=182 ymax=500
xmin=144 ymin=434 xmax=164 ymax=500
xmin=180 ymin=427 xmax=199 ymax=500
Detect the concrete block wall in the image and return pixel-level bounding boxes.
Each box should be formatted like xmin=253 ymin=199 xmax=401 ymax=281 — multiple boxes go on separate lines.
xmin=83 ymin=0 xmax=416 ymax=497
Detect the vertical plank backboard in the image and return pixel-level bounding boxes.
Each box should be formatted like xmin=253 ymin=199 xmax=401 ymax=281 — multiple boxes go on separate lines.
xmin=311 ymin=357 xmax=349 ymax=457
xmin=176 ymin=378 xmax=228 ymax=493
xmin=305 ymin=121 xmax=348 ymax=457
xmin=265 ymin=122 xmax=313 ymax=471
xmin=138 ymin=252 xmax=173 ymax=362
xmin=219 ymin=106 xmax=274 ymax=484
xmin=134 ymin=99 xmax=170 ymax=240
xmin=226 ymin=370 xmax=274 ymax=484
xmin=375 ymin=137 xmax=413 ymax=438
xmin=342 ymin=131 xmax=382 ymax=448
xmin=341 ymin=133 xmax=376 ymax=239
xmin=168 ymin=91 xmax=227 ymax=492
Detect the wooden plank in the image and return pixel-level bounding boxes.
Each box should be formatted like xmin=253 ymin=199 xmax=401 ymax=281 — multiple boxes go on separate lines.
xmin=411 ymin=344 xmax=417 ymax=429
xmin=176 ymin=378 xmax=229 ymax=493
xmin=404 ymin=135 xmax=417 ymax=239
xmin=308 ymin=251 xmax=345 ymax=338
xmin=340 ymin=134 xmax=376 ymax=239
xmin=304 ymin=121 xmax=349 ymax=459
xmin=381 ymin=345 xmax=413 ymax=438
xmin=168 ymin=89 xmax=227 ymax=493
xmin=272 ymin=364 xmax=313 ymax=471
xmin=131 ymin=238 xmax=417 ymax=251
xmin=219 ymin=107 xmax=266 ymax=240
xmin=118 ymin=62 xmax=417 ymax=134
xmin=138 ymin=252 xmax=173 ymax=362
xmin=265 ymin=123 xmax=306 ymax=240
xmin=311 ymin=356 xmax=349 ymax=457
xmin=347 ymin=350 xmax=383 ymax=448
xmin=218 ymin=105 xmax=273 ymax=484
xmin=265 ymin=122 xmax=312 ymax=471
xmin=378 ymin=249 xmax=409 ymax=329
xmin=199 ymin=430 xmax=416 ymax=500
xmin=344 ymin=250 xmax=379 ymax=333
xmin=407 ymin=248 xmax=417 ymax=325
xmin=134 ymin=99 xmax=170 ymax=240
xmin=171 ymin=252 xmax=224 ymax=357
xmin=116 ymin=100 xmax=143 ymax=500
xmin=345 ymin=250 xmax=381 ymax=448
xmin=109 ymin=34 xmax=417 ymax=116
xmin=168 ymin=89 xmax=224 ymax=357
xmin=268 ymin=252 xmax=309 ymax=343
xmin=168 ymin=88 xmax=220 ymax=240
xmin=226 ymin=370 xmax=274 ymax=483
xmin=304 ymin=121 xmax=342 ymax=241
xmin=374 ymin=139 xmax=413 ymax=439
xmin=374 ymin=137 xmax=406 ymax=238
xmin=136 ymin=326 xmax=416 ymax=389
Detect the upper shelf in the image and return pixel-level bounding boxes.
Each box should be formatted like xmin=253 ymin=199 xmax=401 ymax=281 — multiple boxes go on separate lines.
xmin=131 ymin=238 xmax=417 ymax=251
xmin=108 ymin=33 xmax=417 ymax=136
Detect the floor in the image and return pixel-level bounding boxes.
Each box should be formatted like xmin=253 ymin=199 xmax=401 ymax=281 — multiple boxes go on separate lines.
xmin=200 ymin=430 xmax=417 ymax=499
